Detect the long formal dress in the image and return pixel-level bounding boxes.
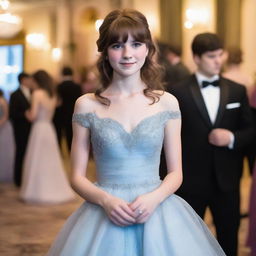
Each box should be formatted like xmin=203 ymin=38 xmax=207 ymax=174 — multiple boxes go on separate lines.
xmin=0 ymin=105 xmax=15 ymax=182
xmin=20 ymin=104 xmax=74 ymax=204
xmin=47 ymin=111 xmax=225 ymax=255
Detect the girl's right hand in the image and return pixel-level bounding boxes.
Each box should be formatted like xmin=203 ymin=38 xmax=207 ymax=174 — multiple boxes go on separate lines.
xmin=102 ymin=195 xmax=136 ymax=226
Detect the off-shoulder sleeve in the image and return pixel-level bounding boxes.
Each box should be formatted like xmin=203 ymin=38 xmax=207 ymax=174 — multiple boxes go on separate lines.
xmin=160 ymin=110 xmax=181 ymax=126
xmin=166 ymin=110 xmax=181 ymax=120
xmin=72 ymin=113 xmax=91 ymax=128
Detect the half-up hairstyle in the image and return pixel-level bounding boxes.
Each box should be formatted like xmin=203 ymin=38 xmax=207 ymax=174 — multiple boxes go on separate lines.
xmin=96 ymin=9 xmax=164 ymax=105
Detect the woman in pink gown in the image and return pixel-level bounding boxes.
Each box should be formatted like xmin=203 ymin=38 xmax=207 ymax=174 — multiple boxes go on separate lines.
xmin=20 ymin=70 xmax=75 ymax=204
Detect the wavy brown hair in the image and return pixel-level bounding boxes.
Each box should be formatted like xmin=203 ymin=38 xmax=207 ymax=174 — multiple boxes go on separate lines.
xmin=96 ymin=9 xmax=164 ymax=105
xmin=33 ymin=70 xmax=55 ymax=98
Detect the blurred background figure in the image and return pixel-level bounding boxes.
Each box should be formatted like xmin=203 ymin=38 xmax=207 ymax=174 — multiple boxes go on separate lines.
xmin=223 ymin=48 xmax=256 ymax=174
xmin=80 ymin=65 xmax=98 ymax=94
xmin=9 ymin=72 xmax=32 ymax=187
xmin=53 ymin=66 xmax=82 ymax=152
xmin=0 ymin=89 xmax=15 ymax=183
xmin=164 ymin=44 xmax=190 ymax=91
xmin=20 ymin=70 xmax=74 ymax=204
xmin=222 ymin=47 xmax=253 ymax=97
xmin=156 ymin=41 xmax=190 ymax=91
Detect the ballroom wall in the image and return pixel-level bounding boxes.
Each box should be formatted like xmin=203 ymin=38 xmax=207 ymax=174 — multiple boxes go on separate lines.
xmin=0 ymin=0 xmax=255 ymax=84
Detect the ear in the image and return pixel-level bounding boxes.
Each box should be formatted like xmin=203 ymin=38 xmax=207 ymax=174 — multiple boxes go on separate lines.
xmin=145 ymin=47 xmax=149 ymax=56
xmin=193 ymin=54 xmax=201 ymax=65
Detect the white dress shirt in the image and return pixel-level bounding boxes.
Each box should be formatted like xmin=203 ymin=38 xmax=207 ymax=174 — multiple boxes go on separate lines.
xmin=195 ymin=72 xmax=220 ymax=124
xmin=195 ymin=72 xmax=234 ymax=148
xmin=20 ymin=85 xmax=31 ymax=102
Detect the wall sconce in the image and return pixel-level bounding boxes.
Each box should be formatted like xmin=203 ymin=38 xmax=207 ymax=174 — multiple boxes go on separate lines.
xmin=26 ymin=33 xmax=50 ymax=50
xmin=51 ymin=48 xmax=62 ymax=62
xmin=95 ymin=19 xmax=103 ymax=32
xmin=184 ymin=8 xmax=210 ymax=29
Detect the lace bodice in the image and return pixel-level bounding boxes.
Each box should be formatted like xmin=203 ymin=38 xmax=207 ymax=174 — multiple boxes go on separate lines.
xmin=73 ymin=111 xmax=180 ymax=185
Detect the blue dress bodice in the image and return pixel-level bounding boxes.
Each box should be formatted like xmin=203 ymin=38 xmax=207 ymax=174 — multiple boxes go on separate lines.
xmin=73 ymin=111 xmax=180 ymax=185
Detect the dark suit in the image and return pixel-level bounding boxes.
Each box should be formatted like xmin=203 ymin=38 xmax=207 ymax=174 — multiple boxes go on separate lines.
xmin=9 ymin=89 xmax=31 ymax=187
xmin=53 ymin=80 xmax=81 ymax=151
xmin=164 ymin=62 xmax=190 ymax=89
xmin=161 ymin=75 xmax=254 ymax=256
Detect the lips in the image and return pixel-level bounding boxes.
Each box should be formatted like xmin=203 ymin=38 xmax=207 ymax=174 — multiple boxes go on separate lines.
xmin=120 ymin=62 xmax=136 ymax=67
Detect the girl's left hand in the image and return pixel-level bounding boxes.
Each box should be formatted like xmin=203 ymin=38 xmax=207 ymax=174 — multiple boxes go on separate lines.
xmin=129 ymin=192 xmax=161 ymax=224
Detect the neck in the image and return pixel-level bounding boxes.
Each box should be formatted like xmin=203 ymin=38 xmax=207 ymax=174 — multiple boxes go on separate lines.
xmin=21 ymin=84 xmax=29 ymax=90
xmin=197 ymin=70 xmax=219 ymax=79
xmin=106 ymin=71 xmax=146 ymax=96
xmin=226 ymin=64 xmax=240 ymax=71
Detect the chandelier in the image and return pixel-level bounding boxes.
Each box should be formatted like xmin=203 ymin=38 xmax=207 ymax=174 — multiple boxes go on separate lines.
xmin=0 ymin=0 xmax=23 ymax=39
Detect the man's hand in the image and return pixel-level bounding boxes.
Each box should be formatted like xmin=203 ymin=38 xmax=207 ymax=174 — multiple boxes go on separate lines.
xmin=208 ymin=128 xmax=233 ymax=147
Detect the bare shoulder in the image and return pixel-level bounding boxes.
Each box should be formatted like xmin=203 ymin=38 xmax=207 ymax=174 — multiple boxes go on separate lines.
xmin=74 ymin=93 xmax=98 ymax=114
xmin=32 ymin=89 xmax=44 ymax=99
xmin=159 ymin=91 xmax=180 ymax=111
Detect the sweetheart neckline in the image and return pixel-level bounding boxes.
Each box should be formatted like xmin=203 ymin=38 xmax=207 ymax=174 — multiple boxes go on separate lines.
xmin=77 ymin=110 xmax=172 ymax=135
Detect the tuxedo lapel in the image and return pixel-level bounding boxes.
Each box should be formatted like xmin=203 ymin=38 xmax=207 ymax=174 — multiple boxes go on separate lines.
xmin=189 ymin=75 xmax=212 ymax=127
xmin=213 ymin=77 xmax=229 ymax=127
xmin=18 ymin=89 xmax=30 ymax=107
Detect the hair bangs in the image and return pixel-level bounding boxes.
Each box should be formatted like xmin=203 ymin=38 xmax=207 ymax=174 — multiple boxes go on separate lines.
xmin=107 ymin=17 xmax=148 ymax=46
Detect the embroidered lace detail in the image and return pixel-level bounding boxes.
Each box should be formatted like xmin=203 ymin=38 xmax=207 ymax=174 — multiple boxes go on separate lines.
xmin=96 ymin=179 xmax=161 ymax=189
xmin=72 ymin=110 xmax=181 ymax=129
xmin=72 ymin=110 xmax=181 ymax=152
xmin=72 ymin=113 xmax=92 ymax=128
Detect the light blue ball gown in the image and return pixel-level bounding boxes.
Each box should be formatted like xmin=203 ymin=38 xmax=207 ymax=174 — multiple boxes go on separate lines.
xmin=46 ymin=110 xmax=226 ymax=256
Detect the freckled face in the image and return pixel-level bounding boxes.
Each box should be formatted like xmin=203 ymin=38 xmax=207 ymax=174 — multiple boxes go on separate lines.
xmin=107 ymin=33 xmax=149 ymax=77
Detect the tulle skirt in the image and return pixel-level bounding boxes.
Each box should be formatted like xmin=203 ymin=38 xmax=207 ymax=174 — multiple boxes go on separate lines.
xmin=20 ymin=121 xmax=74 ymax=204
xmin=47 ymin=181 xmax=225 ymax=256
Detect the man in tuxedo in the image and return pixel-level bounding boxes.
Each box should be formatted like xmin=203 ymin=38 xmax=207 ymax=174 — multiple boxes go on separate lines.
xmin=53 ymin=66 xmax=82 ymax=151
xmin=9 ymin=72 xmax=32 ymax=187
xmin=166 ymin=33 xmax=254 ymax=256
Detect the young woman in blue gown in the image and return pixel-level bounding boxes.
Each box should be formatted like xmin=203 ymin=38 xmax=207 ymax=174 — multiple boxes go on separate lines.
xmin=47 ymin=9 xmax=226 ymax=255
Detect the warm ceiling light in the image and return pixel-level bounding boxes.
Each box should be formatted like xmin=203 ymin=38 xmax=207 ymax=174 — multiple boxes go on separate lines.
xmin=0 ymin=0 xmax=10 ymax=11
xmin=26 ymin=33 xmax=50 ymax=50
xmin=0 ymin=0 xmax=23 ymax=38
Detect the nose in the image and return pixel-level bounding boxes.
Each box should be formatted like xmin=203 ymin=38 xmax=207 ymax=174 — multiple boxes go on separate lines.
xmin=122 ymin=45 xmax=132 ymax=59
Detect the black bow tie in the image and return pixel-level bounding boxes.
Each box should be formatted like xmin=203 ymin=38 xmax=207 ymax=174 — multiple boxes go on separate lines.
xmin=202 ymin=80 xmax=219 ymax=88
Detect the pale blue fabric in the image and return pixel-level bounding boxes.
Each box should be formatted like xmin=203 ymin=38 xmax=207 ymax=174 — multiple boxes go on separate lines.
xmin=47 ymin=111 xmax=226 ymax=256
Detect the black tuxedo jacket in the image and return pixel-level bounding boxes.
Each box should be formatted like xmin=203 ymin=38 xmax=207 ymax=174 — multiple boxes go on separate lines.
xmin=9 ymin=88 xmax=31 ymax=138
xmin=169 ymin=75 xmax=254 ymax=193
xmin=56 ymin=80 xmax=82 ymax=124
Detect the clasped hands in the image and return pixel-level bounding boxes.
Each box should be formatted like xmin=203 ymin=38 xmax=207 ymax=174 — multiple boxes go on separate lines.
xmin=103 ymin=192 xmax=160 ymax=227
